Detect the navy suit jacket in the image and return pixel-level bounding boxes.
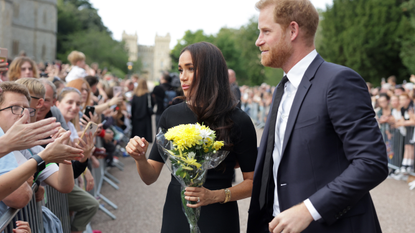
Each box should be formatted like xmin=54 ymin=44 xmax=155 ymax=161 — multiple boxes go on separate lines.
xmin=247 ymin=55 xmax=388 ymax=233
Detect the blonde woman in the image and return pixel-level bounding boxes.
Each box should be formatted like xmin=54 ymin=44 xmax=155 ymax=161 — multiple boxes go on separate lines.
xmin=131 ymin=78 xmax=154 ymax=143
xmin=7 ymin=57 xmax=39 ymax=81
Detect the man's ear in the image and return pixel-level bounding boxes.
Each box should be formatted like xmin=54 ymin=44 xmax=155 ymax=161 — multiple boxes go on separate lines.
xmin=37 ymin=98 xmax=44 ymax=109
xmin=289 ymin=21 xmax=300 ymax=41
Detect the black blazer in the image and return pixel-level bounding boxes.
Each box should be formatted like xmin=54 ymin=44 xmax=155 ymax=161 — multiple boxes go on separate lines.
xmin=247 ymin=55 xmax=388 ymax=233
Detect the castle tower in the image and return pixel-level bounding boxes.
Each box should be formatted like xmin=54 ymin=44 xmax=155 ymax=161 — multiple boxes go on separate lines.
xmin=153 ymin=33 xmax=171 ymax=81
xmin=122 ymin=31 xmax=138 ymax=62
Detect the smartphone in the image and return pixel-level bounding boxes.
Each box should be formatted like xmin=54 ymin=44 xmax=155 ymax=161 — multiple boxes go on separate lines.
xmin=0 ymin=48 xmax=7 ymax=62
xmin=79 ymin=122 xmax=99 ymax=142
xmin=113 ymin=86 xmax=122 ymax=97
xmin=83 ymin=106 xmax=95 ymax=121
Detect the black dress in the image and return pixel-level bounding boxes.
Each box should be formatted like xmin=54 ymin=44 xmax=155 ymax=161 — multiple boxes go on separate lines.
xmin=131 ymin=93 xmax=154 ymax=143
xmin=149 ymin=102 xmax=257 ymax=233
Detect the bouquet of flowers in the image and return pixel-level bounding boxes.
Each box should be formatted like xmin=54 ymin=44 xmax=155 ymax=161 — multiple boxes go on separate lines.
xmin=156 ymin=123 xmax=229 ymax=233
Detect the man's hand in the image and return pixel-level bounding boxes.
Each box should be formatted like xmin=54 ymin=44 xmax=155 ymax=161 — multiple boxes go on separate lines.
xmin=38 ymin=131 xmax=84 ymax=164
xmin=35 ymin=186 xmax=45 ymax=202
xmin=2 ymin=114 xmax=60 ymax=151
xmin=269 ymin=203 xmax=314 ymax=233
xmin=104 ymin=129 xmax=114 ymax=143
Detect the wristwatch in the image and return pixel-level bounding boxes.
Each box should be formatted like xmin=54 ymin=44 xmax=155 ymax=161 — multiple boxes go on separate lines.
xmin=31 ymin=154 xmax=46 ymax=173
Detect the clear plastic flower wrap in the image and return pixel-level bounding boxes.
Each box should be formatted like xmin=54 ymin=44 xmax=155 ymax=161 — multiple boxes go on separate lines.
xmin=156 ymin=124 xmax=229 ymax=233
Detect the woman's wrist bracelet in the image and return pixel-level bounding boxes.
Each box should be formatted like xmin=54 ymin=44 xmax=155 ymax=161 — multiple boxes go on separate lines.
xmin=220 ymin=188 xmax=231 ymax=204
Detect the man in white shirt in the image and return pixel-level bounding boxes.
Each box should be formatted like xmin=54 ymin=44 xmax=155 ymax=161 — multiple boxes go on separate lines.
xmin=248 ymin=1 xmax=388 ymax=232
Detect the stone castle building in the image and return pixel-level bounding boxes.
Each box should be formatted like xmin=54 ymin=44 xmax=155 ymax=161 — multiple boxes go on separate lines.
xmin=0 ymin=0 xmax=57 ymax=62
xmin=122 ymin=31 xmax=171 ymax=81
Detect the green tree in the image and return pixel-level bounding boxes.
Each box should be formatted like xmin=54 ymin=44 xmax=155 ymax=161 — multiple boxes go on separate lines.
xmin=319 ymin=0 xmax=408 ymax=84
xmin=400 ymin=0 xmax=415 ymax=75
xmin=170 ymin=17 xmax=273 ymax=86
xmin=59 ymin=30 xmax=128 ymax=75
xmin=57 ymin=0 xmax=129 ymax=77
xmin=235 ymin=17 xmax=267 ymax=86
xmin=170 ymin=30 xmax=214 ymax=71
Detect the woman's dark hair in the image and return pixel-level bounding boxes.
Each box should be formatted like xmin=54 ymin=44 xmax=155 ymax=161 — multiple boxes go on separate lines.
xmin=180 ymin=42 xmax=237 ymax=147
xmin=85 ymin=76 xmax=99 ymax=88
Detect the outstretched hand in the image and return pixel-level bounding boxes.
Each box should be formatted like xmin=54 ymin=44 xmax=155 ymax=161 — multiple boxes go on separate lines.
xmin=39 ymin=131 xmax=84 ymax=164
xmin=4 ymin=114 xmax=60 ymax=151
xmin=126 ymin=136 xmax=149 ymax=161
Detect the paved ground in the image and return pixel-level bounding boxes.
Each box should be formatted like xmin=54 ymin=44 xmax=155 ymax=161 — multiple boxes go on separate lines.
xmin=91 ymin=128 xmax=415 ymax=233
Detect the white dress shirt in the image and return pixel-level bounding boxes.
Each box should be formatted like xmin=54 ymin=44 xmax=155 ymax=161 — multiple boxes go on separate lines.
xmin=272 ymin=50 xmax=322 ymax=221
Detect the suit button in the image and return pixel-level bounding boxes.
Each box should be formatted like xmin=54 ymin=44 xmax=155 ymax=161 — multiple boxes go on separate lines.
xmin=343 ymin=209 xmax=347 ymax=213
xmin=347 ymin=206 xmax=351 ymax=210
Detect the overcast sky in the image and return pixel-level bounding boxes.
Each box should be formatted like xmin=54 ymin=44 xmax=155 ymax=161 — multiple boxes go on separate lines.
xmin=88 ymin=0 xmax=333 ymax=49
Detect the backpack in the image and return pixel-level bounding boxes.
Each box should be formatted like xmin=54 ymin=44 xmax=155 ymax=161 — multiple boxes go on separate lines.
xmin=164 ymin=89 xmax=177 ymax=109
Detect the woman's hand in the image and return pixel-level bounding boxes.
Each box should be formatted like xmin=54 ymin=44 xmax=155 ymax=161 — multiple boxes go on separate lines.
xmin=13 ymin=221 xmax=31 ymax=233
xmin=184 ymin=186 xmax=223 ymax=208
xmin=0 ymin=59 xmax=8 ymax=73
xmin=84 ymin=169 xmax=95 ymax=191
xmin=77 ymin=132 xmax=95 ymax=160
xmin=80 ymin=112 xmax=99 ymax=127
xmin=126 ymin=136 xmax=149 ymax=161
xmin=109 ymin=93 xmax=123 ymax=106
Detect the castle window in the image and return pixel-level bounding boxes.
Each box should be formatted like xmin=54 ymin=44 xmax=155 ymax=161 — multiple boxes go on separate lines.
xmin=13 ymin=3 xmax=19 ymax=17
xmin=43 ymin=12 xmax=47 ymax=25
xmin=12 ymin=40 xmax=19 ymax=56
xmin=42 ymin=45 xmax=46 ymax=60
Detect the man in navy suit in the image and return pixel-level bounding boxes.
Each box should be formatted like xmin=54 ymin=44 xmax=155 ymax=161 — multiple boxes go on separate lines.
xmin=247 ymin=0 xmax=388 ymax=232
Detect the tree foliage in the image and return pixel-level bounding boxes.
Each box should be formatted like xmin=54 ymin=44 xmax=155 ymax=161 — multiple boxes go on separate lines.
xmin=400 ymin=0 xmax=415 ymax=75
xmin=170 ymin=17 xmax=280 ymax=86
xmin=319 ymin=0 xmax=409 ymax=84
xmin=57 ymin=0 xmax=130 ymax=77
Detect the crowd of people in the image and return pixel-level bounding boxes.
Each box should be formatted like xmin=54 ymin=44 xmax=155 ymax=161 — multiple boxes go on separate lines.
xmin=370 ymin=75 xmax=415 ymax=186
xmin=0 ymin=50 xmax=143 ymax=233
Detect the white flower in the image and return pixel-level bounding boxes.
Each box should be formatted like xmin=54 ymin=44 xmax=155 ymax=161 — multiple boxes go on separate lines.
xmin=188 ymin=152 xmax=196 ymax=159
xmin=199 ymin=129 xmax=212 ymax=139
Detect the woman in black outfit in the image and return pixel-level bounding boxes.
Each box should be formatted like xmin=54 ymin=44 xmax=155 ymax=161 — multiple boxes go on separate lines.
xmin=131 ymin=78 xmax=154 ymax=143
xmin=126 ymin=42 xmax=257 ymax=232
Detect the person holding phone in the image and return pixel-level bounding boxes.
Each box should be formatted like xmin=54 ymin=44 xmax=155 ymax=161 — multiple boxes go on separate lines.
xmin=55 ymin=87 xmax=99 ymax=233
xmin=67 ymin=78 xmax=123 ymax=116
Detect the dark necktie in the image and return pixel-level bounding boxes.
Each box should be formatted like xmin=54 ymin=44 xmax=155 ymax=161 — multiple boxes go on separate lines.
xmin=259 ymin=75 xmax=289 ymax=209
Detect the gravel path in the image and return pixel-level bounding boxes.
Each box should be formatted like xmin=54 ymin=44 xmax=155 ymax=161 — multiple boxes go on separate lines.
xmin=91 ymin=128 xmax=415 ymax=233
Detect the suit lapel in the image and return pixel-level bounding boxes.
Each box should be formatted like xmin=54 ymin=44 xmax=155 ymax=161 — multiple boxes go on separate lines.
xmin=281 ymin=55 xmax=325 ymax=157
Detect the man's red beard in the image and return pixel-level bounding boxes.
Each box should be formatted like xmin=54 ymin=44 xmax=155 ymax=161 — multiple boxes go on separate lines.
xmin=260 ymin=34 xmax=293 ymax=69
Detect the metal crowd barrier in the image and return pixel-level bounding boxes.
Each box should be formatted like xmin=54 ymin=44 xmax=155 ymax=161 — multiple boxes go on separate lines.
xmin=45 ymin=186 xmax=71 ymax=233
xmin=380 ymin=125 xmax=415 ymax=177
xmin=0 ymin=183 xmax=71 ymax=233
xmin=90 ymin=136 xmax=125 ymax=220
xmin=0 ymin=183 xmax=43 ymax=233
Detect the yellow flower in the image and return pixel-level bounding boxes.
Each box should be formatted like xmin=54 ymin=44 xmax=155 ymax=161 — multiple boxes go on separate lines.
xmin=165 ymin=124 xmax=203 ymax=151
xmin=213 ymin=141 xmax=224 ymax=151
xmin=181 ymin=156 xmax=202 ymax=169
